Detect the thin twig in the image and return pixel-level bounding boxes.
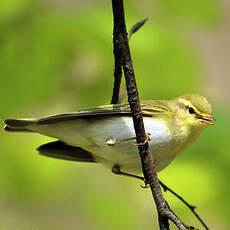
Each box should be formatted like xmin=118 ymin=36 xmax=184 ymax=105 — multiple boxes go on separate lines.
xmin=111 ymin=1 xmax=190 ymax=229
xmin=110 ymin=163 xmax=208 ymax=230
xmin=159 ymin=181 xmax=209 ymax=230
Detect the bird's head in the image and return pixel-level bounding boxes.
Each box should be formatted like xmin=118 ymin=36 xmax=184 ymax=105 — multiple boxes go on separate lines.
xmin=171 ymin=94 xmax=216 ymax=132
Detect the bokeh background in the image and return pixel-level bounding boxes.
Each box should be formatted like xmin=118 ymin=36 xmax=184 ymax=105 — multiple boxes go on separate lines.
xmin=1 ymin=0 xmax=230 ymax=229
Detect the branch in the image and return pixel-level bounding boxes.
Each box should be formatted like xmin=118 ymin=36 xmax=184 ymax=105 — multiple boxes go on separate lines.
xmin=159 ymin=181 xmax=209 ymax=230
xmin=111 ymin=14 xmax=209 ymax=230
xmin=111 ymin=1 xmax=190 ymax=229
xmin=111 ymin=7 xmax=123 ymax=105
xmin=111 ymin=18 xmax=148 ymax=105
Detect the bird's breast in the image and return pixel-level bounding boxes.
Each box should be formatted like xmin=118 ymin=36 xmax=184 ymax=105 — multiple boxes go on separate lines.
xmin=77 ymin=116 xmax=177 ymax=172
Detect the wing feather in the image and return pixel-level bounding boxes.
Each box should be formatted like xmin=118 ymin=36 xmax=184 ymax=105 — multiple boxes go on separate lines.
xmin=38 ymin=100 xmax=171 ymax=125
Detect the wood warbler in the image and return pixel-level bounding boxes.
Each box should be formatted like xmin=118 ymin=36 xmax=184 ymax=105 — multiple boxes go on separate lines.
xmin=4 ymin=94 xmax=215 ymax=174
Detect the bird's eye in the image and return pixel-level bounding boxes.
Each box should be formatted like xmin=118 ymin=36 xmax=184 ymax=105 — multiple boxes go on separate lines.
xmin=188 ymin=107 xmax=195 ymax=114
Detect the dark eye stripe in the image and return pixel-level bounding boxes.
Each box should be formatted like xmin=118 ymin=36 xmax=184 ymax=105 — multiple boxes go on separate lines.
xmin=179 ymin=103 xmax=202 ymax=116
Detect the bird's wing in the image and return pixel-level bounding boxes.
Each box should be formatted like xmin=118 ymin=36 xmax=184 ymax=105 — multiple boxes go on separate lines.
xmin=38 ymin=100 xmax=171 ymax=125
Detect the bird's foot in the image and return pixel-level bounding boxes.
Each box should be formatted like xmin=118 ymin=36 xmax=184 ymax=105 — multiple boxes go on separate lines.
xmin=133 ymin=132 xmax=151 ymax=146
xmin=140 ymin=178 xmax=150 ymax=189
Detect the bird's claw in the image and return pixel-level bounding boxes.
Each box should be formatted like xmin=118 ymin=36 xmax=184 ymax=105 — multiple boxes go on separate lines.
xmin=140 ymin=179 xmax=150 ymax=189
xmin=133 ymin=132 xmax=151 ymax=146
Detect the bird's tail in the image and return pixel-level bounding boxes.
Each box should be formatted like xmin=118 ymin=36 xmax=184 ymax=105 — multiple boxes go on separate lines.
xmin=4 ymin=119 xmax=37 ymax=132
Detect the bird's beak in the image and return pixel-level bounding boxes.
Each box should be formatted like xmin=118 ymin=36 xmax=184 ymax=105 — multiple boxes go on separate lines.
xmin=199 ymin=115 xmax=216 ymax=125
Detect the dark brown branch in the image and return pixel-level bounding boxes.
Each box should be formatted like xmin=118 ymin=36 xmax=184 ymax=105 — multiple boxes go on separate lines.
xmin=111 ymin=12 xmax=208 ymax=230
xmin=111 ymin=163 xmax=208 ymax=230
xmin=159 ymin=181 xmax=209 ymax=230
xmin=111 ymin=39 xmax=122 ymax=104
xmin=110 ymin=1 xmax=123 ymax=105
xmin=111 ymin=1 xmax=189 ymax=229
xmin=111 ymin=18 xmax=148 ymax=104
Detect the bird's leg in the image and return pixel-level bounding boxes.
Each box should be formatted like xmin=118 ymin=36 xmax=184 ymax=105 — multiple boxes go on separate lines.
xmin=107 ymin=132 xmax=151 ymax=146
xmin=106 ymin=137 xmax=137 ymax=146
xmin=112 ymin=164 xmax=149 ymax=188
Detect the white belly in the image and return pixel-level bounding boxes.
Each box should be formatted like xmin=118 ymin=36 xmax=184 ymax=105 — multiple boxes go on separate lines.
xmin=31 ymin=117 xmax=177 ymax=173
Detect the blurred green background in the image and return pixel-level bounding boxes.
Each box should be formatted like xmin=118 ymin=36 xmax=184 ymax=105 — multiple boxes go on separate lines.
xmin=1 ymin=0 xmax=230 ymax=229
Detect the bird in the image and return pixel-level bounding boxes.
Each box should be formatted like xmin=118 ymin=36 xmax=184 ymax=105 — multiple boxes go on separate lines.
xmin=4 ymin=94 xmax=215 ymax=180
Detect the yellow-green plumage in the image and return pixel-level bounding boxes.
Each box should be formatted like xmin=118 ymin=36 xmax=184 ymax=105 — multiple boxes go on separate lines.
xmin=4 ymin=94 xmax=215 ymax=173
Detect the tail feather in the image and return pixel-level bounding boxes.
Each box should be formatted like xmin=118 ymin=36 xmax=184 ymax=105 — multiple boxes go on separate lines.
xmin=4 ymin=119 xmax=37 ymax=132
xmin=38 ymin=141 xmax=96 ymax=162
